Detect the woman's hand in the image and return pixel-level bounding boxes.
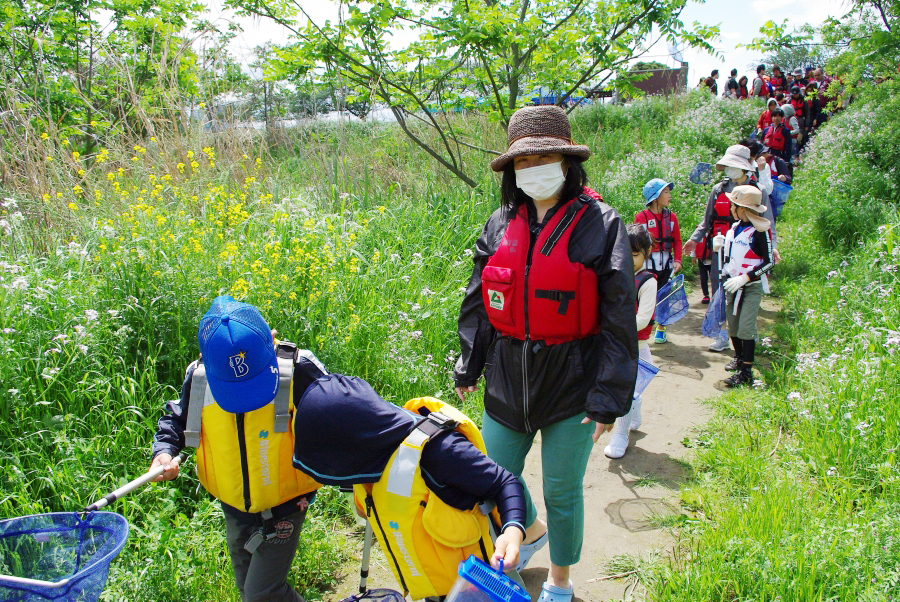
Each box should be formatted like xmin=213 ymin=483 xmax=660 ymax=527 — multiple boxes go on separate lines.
xmin=581 ymin=417 xmax=614 ymax=443
xmin=455 ymin=385 xmax=478 ymax=403
xmin=682 ymin=240 xmax=697 ymax=258
xmin=150 ymin=453 xmax=181 ymax=482
xmin=491 ymin=527 xmax=524 ymax=570
xmin=672 ymin=260 xmax=682 ymax=275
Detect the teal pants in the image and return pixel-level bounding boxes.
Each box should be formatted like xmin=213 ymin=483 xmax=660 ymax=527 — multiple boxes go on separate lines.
xmin=481 ymin=412 xmax=595 ymax=567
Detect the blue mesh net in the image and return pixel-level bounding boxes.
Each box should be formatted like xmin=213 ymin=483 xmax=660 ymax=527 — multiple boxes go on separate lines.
xmin=635 ymin=358 xmax=659 ymax=397
xmin=689 ymin=163 xmax=712 ymax=185
xmin=655 ymin=274 xmax=688 ymax=326
xmin=0 ymin=512 xmax=128 ymax=602
xmin=769 ymin=180 xmax=792 ymax=219
xmin=702 ymin=286 xmax=727 ymax=338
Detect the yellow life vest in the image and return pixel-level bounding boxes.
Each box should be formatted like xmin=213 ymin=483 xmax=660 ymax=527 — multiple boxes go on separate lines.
xmin=185 ymin=342 xmax=320 ymax=513
xmin=353 ymin=397 xmax=498 ymax=600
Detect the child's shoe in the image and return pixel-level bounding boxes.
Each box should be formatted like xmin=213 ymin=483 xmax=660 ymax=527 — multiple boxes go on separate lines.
xmin=708 ymin=330 xmax=730 ymax=352
xmin=724 ymin=365 xmax=753 ymax=387
xmin=653 ymin=327 xmax=667 ymax=344
xmin=724 ymin=356 xmax=740 ymax=371
xmin=604 ymin=415 xmax=631 ymax=459
xmin=701 ymin=295 xmax=710 ymax=304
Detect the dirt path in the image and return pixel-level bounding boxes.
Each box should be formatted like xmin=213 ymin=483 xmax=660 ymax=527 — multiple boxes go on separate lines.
xmin=326 ymin=281 xmax=778 ymax=602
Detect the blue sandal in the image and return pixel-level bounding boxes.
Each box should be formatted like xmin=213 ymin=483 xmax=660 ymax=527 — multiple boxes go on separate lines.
xmin=515 ymin=531 xmax=548 ymax=572
xmin=537 ymin=581 xmax=574 ymax=602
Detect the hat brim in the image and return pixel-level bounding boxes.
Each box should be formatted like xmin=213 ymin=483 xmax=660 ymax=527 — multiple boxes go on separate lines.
xmin=206 ymin=351 xmax=280 ymax=413
xmin=716 ymin=156 xmax=755 ymax=171
xmin=490 ymin=136 xmax=590 ymax=171
xmin=725 ymin=190 xmax=768 ymax=214
xmin=644 ymin=182 xmax=675 ymax=204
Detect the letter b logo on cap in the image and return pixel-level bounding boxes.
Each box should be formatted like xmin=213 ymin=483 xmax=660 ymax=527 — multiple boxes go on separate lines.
xmin=229 ymin=352 xmax=250 ymax=378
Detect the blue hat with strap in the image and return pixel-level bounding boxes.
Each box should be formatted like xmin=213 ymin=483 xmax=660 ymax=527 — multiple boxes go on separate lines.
xmin=642 ymin=178 xmax=675 ymax=205
xmin=198 ymin=296 xmax=280 ymax=413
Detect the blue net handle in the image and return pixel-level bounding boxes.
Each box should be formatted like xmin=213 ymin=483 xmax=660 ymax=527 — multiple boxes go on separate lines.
xmin=656 ymin=274 xmax=685 ymax=304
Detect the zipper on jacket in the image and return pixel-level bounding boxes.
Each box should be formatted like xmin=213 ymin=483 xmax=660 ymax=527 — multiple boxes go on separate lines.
xmin=236 ymin=413 xmax=252 ymax=512
xmin=366 ymin=494 xmax=408 ymax=594
xmin=522 ymin=220 xmax=539 ymax=433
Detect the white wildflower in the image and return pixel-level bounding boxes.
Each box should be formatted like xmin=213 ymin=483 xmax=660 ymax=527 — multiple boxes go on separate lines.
xmin=84 ymin=309 xmax=99 ymax=321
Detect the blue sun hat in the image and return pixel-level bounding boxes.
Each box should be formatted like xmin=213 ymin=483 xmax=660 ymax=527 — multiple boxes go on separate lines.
xmin=198 ymin=296 xmax=280 ymax=413
xmin=642 ymin=178 xmax=675 ymax=205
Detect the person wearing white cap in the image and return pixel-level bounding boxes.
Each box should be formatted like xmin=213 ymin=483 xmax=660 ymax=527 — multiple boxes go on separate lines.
xmin=711 ymin=186 xmax=775 ymax=386
xmin=683 ymin=145 xmax=756 ymax=352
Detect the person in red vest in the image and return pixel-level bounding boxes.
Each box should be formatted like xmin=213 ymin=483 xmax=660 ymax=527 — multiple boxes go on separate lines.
xmin=738 ymin=75 xmax=750 ymax=99
xmin=763 ymin=108 xmax=793 ymax=164
xmin=756 ymin=98 xmax=778 ymax=136
xmin=634 ymin=178 xmax=682 ymax=344
xmin=604 ymin=224 xmax=657 ymax=459
xmin=752 ymin=64 xmax=768 ymax=97
xmin=454 ymin=105 xmax=637 ymax=602
xmin=770 ymin=66 xmax=787 ymax=94
xmin=789 ymin=86 xmax=809 ymax=148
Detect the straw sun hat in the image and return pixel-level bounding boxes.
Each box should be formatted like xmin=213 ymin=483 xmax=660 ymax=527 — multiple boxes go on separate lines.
xmin=725 ymin=185 xmax=770 ymax=231
xmin=490 ymin=105 xmax=591 ymax=172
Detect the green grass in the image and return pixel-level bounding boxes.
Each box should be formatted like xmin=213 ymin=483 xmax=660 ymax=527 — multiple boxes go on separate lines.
xmin=0 ymin=90 xmax=764 ymax=600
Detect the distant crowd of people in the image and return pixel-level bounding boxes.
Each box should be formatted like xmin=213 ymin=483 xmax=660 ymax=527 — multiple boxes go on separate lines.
xmin=700 ymin=65 xmax=842 ymax=165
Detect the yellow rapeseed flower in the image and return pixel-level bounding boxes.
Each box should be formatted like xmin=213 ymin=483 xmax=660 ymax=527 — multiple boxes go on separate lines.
xmin=378 ymin=206 xmax=386 ymax=214
xmin=42 ymin=193 xmax=50 ymax=202
xmin=78 ymin=169 xmax=85 ymax=176
xmin=46 ymin=156 xmax=53 ymax=162
xmin=68 ymin=202 xmax=78 ymax=211
xmin=72 ymin=151 xmax=80 ymax=159
xmin=41 ymin=132 xmax=49 ymax=140
xmin=90 ymin=120 xmax=98 ymax=126
xmin=62 ymin=138 xmax=70 ymax=146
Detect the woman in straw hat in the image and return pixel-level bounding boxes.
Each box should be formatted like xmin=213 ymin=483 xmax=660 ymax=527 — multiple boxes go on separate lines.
xmin=454 ymin=105 xmax=638 ymax=602
xmin=711 ymin=185 xmax=775 ymax=387
xmin=683 ymin=144 xmax=777 ymax=353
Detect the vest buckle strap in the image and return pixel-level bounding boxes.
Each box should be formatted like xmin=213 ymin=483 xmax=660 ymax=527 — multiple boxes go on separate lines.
xmin=534 ymin=289 xmax=576 ymax=314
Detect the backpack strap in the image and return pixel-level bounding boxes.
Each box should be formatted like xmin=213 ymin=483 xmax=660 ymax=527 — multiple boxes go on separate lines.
xmin=185 ymin=361 xmax=206 ymax=448
xmin=273 ymin=342 xmax=297 ymax=433
xmin=385 ymin=412 xmax=459 ymax=498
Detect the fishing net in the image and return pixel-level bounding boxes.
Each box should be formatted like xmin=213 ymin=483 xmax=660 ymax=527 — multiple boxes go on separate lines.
xmin=655 ymin=274 xmax=689 ymax=326
xmin=769 ymin=180 xmax=792 ymax=219
xmin=635 ymin=358 xmax=659 ymax=397
xmin=702 ymin=286 xmax=727 ymax=338
xmin=689 ymin=163 xmax=713 ymax=185
xmin=0 ymin=512 xmax=128 ymax=602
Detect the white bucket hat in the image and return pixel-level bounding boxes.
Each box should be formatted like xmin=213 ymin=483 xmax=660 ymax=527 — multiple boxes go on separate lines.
xmin=726 ymin=185 xmax=771 ymax=231
xmin=715 ymin=145 xmax=755 ymax=171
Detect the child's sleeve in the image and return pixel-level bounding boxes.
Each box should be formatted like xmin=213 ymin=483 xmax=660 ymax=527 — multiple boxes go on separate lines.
xmin=748 ymin=230 xmax=775 ymax=281
xmin=634 ymin=209 xmax=646 ymax=225
xmin=151 ymin=364 xmax=194 ymax=459
xmin=757 ymin=111 xmax=766 ymax=130
xmin=635 ymin=279 xmax=658 ymax=332
xmin=420 ymin=432 xmax=527 ymax=536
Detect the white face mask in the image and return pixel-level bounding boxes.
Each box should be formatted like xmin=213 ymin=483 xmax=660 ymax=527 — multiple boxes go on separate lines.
xmin=724 ymin=166 xmax=745 ymax=180
xmin=515 ymin=161 xmax=566 ymax=201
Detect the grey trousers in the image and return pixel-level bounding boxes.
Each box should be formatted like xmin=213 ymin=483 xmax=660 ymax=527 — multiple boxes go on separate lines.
xmin=224 ymin=507 xmax=308 ymax=602
xmin=726 ymin=281 xmax=763 ymax=340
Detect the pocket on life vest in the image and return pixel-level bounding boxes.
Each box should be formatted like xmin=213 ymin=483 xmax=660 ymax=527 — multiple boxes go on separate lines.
xmin=422 ymin=495 xmax=484 ymax=548
xmin=481 ymin=266 xmax=516 ymax=329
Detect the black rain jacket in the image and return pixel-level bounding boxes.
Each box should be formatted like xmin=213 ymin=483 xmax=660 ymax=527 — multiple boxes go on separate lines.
xmin=453 ymin=195 xmax=638 ymax=432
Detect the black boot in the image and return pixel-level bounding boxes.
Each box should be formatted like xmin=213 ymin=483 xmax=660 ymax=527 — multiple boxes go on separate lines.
xmin=725 ymin=363 xmax=753 ymax=387
xmin=725 ymin=338 xmax=743 ymax=371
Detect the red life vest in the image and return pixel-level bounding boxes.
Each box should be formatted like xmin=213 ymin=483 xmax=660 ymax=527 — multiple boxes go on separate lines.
xmin=764 ymin=124 xmax=788 ymax=151
xmin=703 ymin=189 xmax=735 ymax=259
xmin=770 ymin=74 xmax=786 ymax=91
xmin=637 ymin=208 xmax=675 ymax=254
xmin=481 ymin=190 xmax=601 ymax=345
xmin=790 ymin=97 xmax=806 ymax=118
xmin=635 ymin=270 xmax=656 ymax=341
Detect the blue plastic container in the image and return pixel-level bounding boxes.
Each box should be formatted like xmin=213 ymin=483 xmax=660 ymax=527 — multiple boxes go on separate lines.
xmin=446 ymin=556 xmax=530 ymax=602
xmin=0 ymin=512 xmax=129 ymax=602
xmin=769 ymin=180 xmax=792 ymax=219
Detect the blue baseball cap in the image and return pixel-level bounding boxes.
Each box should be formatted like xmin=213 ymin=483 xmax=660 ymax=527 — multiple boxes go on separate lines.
xmin=198 ymin=296 xmax=280 ymax=413
xmin=642 ymin=178 xmax=675 ymax=205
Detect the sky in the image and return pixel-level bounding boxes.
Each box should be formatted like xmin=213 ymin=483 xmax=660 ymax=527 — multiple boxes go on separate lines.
xmin=203 ymin=0 xmax=851 ymax=85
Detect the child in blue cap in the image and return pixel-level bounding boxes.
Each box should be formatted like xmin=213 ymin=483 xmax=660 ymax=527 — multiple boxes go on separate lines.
xmin=634 ymin=178 xmax=683 ymax=344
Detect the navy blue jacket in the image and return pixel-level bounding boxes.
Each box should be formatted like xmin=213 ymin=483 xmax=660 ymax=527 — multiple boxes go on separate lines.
xmin=292 ymin=374 xmax=527 ymax=535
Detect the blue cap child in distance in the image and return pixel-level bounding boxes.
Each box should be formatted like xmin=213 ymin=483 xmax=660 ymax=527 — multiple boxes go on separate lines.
xmin=197 ymin=296 xmax=280 ymax=413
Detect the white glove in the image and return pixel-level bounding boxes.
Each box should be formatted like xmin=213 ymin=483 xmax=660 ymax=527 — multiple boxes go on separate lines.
xmin=724 ymin=274 xmax=750 ymax=293
xmin=712 ymin=234 xmax=726 ymax=252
